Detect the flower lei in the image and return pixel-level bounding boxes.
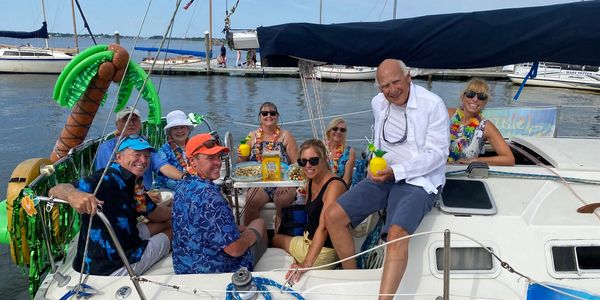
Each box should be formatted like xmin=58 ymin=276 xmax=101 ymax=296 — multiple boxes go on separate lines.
xmin=253 ymin=126 xmax=280 ymax=162
xmin=133 ymin=178 xmax=148 ymax=213
xmin=326 ymin=140 xmax=344 ymax=175
xmin=448 ymin=108 xmax=483 ymax=161
xmin=169 ymin=139 xmax=196 ymax=176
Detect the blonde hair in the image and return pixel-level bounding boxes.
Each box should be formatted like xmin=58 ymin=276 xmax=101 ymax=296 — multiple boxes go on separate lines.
xmin=298 ymin=139 xmax=331 ymax=171
xmin=325 ymin=117 xmax=347 ymax=145
xmin=463 ymin=78 xmax=490 ymax=100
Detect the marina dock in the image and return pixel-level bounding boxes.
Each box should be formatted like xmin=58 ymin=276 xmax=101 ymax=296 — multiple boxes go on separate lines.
xmin=141 ymin=64 xmax=511 ymax=80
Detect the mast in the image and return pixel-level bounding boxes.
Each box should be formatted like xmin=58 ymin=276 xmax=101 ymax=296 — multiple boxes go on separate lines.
xmin=40 ymin=0 xmax=49 ymax=48
xmin=319 ymin=0 xmax=323 ymax=24
xmin=393 ymin=0 xmax=397 ymax=20
xmin=70 ymin=0 xmax=79 ymax=52
xmin=209 ymin=0 xmax=213 ymax=57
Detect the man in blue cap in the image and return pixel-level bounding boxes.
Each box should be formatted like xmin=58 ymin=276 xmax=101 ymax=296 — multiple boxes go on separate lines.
xmin=50 ymin=135 xmax=172 ymax=276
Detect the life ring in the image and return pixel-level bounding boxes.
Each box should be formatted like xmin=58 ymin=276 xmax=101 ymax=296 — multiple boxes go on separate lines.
xmin=5 ymin=158 xmax=58 ymax=264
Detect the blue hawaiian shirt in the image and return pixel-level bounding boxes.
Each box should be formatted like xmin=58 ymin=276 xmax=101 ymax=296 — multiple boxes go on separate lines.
xmin=72 ymin=163 xmax=157 ymax=275
xmin=155 ymin=142 xmax=186 ymax=190
xmin=172 ymin=176 xmax=252 ymax=274
xmin=94 ymin=138 xmax=168 ymax=189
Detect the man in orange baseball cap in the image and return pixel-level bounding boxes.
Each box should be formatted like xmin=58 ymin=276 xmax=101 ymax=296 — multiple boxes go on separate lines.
xmin=171 ymin=133 xmax=267 ymax=274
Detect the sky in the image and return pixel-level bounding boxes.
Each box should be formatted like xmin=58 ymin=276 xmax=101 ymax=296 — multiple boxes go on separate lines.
xmin=4 ymin=0 xmax=581 ymax=38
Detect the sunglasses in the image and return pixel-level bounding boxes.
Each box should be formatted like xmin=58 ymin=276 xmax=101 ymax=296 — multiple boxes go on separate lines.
xmin=122 ymin=134 xmax=148 ymax=141
xmin=464 ymin=90 xmax=488 ymax=101
xmin=297 ymin=156 xmax=320 ymax=167
xmin=331 ymin=126 xmax=347 ymax=133
xmin=260 ymin=110 xmax=278 ymax=117
xmin=190 ymin=138 xmax=219 ymax=155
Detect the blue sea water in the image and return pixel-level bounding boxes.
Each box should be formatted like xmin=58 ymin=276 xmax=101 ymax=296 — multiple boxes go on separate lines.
xmin=1 ymin=37 xmax=600 ymax=299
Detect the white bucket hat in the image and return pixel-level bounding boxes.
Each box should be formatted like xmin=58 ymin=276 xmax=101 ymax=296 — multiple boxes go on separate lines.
xmin=164 ymin=110 xmax=194 ymax=135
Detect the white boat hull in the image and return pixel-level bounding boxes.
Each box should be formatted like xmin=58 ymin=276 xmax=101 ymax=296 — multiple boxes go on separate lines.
xmin=35 ymin=137 xmax=600 ymax=299
xmin=314 ymin=65 xmax=377 ymax=81
xmin=0 ymin=46 xmax=72 ymax=74
xmin=508 ymin=63 xmax=600 ymax=91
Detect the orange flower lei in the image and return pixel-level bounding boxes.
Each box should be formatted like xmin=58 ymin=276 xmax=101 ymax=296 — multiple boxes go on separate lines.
xmin=169 ymin=139 xmax=196 ymax=176
xmin=327 ymin=141 xmax=344 ymax=175
xmin=253 ymin=126 xmax=280 ymax=162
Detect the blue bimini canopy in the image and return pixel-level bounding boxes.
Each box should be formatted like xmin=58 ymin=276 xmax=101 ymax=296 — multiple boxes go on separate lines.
xmin=0 ymin=22 xmax=48 ymax=39
xmin=256 ymin=1 xmax=600 ymax=68
xmin=134 ymin=47 xmax=207 ymax=58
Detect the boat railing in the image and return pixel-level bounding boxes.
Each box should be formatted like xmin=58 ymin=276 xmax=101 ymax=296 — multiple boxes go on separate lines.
xmin=34 ymin=196 xmax=147 ymax=299
xmin=7 ymin=116 xmax=218 ymax=297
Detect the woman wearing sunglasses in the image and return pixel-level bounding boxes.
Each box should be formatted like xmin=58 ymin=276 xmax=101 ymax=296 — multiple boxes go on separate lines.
xmin=447 ymin=79 xmax=515 ymax=166
xmin=272 ymin=139 xmax=348 ymax=282
xmin=238 ymin=101 xmax=299 ymax=226
xmin=325 ymin=117 xmax=356 ymax=187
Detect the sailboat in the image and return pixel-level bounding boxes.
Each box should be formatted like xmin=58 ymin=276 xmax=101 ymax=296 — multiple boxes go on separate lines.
xmin=0 ymin=0 xmax=75 ymax=74
xmin=2 ymin=2 xmax=600 ymax=299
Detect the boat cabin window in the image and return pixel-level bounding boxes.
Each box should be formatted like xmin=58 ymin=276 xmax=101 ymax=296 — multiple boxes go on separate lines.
xmin=435 ymin=247 xmax=494 ymax=271
xmin=439 ymin=179 xmax=496 ymax=215
xmin=428 ymin=241 xmax=501 ymax=278
xmin=552 ymin=246 xmax=600 ymax=272
xmin=3 ymin=51 xmax=20 ymax=56
xmin=19 ymin=51 xmax=36 ymax=56
xmin=546 ymin=241 xmax=600 ymax=278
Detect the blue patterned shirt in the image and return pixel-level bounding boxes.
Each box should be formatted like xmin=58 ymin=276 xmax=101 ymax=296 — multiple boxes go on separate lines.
xmin=73 ymin=163 xmax=157 ymax=275
xmin=155 ymin=142 xmax=186 ymax=190
xmin=172 ymin=176 xmax=252 ymax=274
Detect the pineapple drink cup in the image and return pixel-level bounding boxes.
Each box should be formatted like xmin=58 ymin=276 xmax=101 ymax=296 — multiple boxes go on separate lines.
xmin=239 ymin=136 xmax=251 ymax=157
xmin=368 ymin=143 xmax=387 ymax=176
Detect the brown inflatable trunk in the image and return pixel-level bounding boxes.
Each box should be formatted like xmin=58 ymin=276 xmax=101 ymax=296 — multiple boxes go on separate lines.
xmin=49 ymin=44 xmax=129 ymax=162
xmin=50 ymin=77 xmax=110 ymax=162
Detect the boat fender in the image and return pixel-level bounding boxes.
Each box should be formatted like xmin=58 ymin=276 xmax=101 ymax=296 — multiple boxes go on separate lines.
xmin=5 ymin=158 xmax=56 ymax=264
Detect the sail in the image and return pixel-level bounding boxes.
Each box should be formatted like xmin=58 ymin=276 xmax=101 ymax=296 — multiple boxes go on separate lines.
xmin=256 ymin=2 xmax=600 ymax=68
xmin=134 ymin=47 xmax=207 ymax=58
xmin=0 ymin=22 xmax=48 ymax=39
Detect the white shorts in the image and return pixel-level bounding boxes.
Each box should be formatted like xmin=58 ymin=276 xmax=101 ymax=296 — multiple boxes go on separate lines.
xmin=110 ymin=223 xmax=170 ymax=276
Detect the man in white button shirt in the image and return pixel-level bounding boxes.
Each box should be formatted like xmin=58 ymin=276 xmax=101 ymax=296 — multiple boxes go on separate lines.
xmin=325 ymin=59 xmax=449 ymax=300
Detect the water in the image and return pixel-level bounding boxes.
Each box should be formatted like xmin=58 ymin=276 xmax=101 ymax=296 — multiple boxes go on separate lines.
xmin=1 ymin=37 xmax=600 ymax=299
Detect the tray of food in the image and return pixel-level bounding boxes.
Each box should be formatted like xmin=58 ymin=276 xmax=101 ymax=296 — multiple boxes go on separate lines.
xmin=286 ymin=163 xmax=305 ymax=181
xmin=232 ymin=162 xmax=262 ymax=182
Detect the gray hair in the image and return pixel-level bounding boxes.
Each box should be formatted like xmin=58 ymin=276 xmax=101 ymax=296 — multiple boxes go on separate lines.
xmin=374 ymin=59 xmax=410 ymax=88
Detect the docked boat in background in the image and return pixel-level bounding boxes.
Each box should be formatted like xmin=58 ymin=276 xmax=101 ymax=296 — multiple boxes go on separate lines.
xmin=136 ymin=46 xmax=218 ymax=71
xmin=507 ymin=62 xmax=600 ymax=92
xmin=314 ymin=65 xmax=376 ymax=81
xmin=0 ymin=43 xmax=73 ymax=74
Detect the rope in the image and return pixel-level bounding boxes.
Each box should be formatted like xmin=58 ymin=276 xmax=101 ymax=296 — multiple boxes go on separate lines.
xmin=207 ymin=109 xmax=372 ymax=128
xmin=225 ymin=276 xmax=304 ymax=300
xmin=298 ymin=62 xmax=319 ymax=139
xmin=76 ymin=0 xmax=183 ymax=293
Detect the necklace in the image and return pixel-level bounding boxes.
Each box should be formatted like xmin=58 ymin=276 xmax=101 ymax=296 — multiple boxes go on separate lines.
xmin=133 ymin=178 xmax=148 ymax=213
xmin=448 ymin=108 xmax=483 ymax=161
xmin=253 ymin=126 xmax=280 ymax=162
xmin=326 ymin=140 xmax=344 ymax=175
xmin=168 ymin=138 xmax=196 ymax=175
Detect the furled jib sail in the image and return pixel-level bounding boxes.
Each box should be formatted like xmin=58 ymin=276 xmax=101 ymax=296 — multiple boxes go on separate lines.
xmin=0 ymin=22 xmax=49 ymax=39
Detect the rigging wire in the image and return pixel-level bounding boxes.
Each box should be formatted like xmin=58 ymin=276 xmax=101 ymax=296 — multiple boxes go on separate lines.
xmin=76 ymin=0 xmax=185 ymax=294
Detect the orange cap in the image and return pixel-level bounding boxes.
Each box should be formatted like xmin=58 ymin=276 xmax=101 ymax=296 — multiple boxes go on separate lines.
xmin=186 ymin=133 xmax=230 ymax=158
